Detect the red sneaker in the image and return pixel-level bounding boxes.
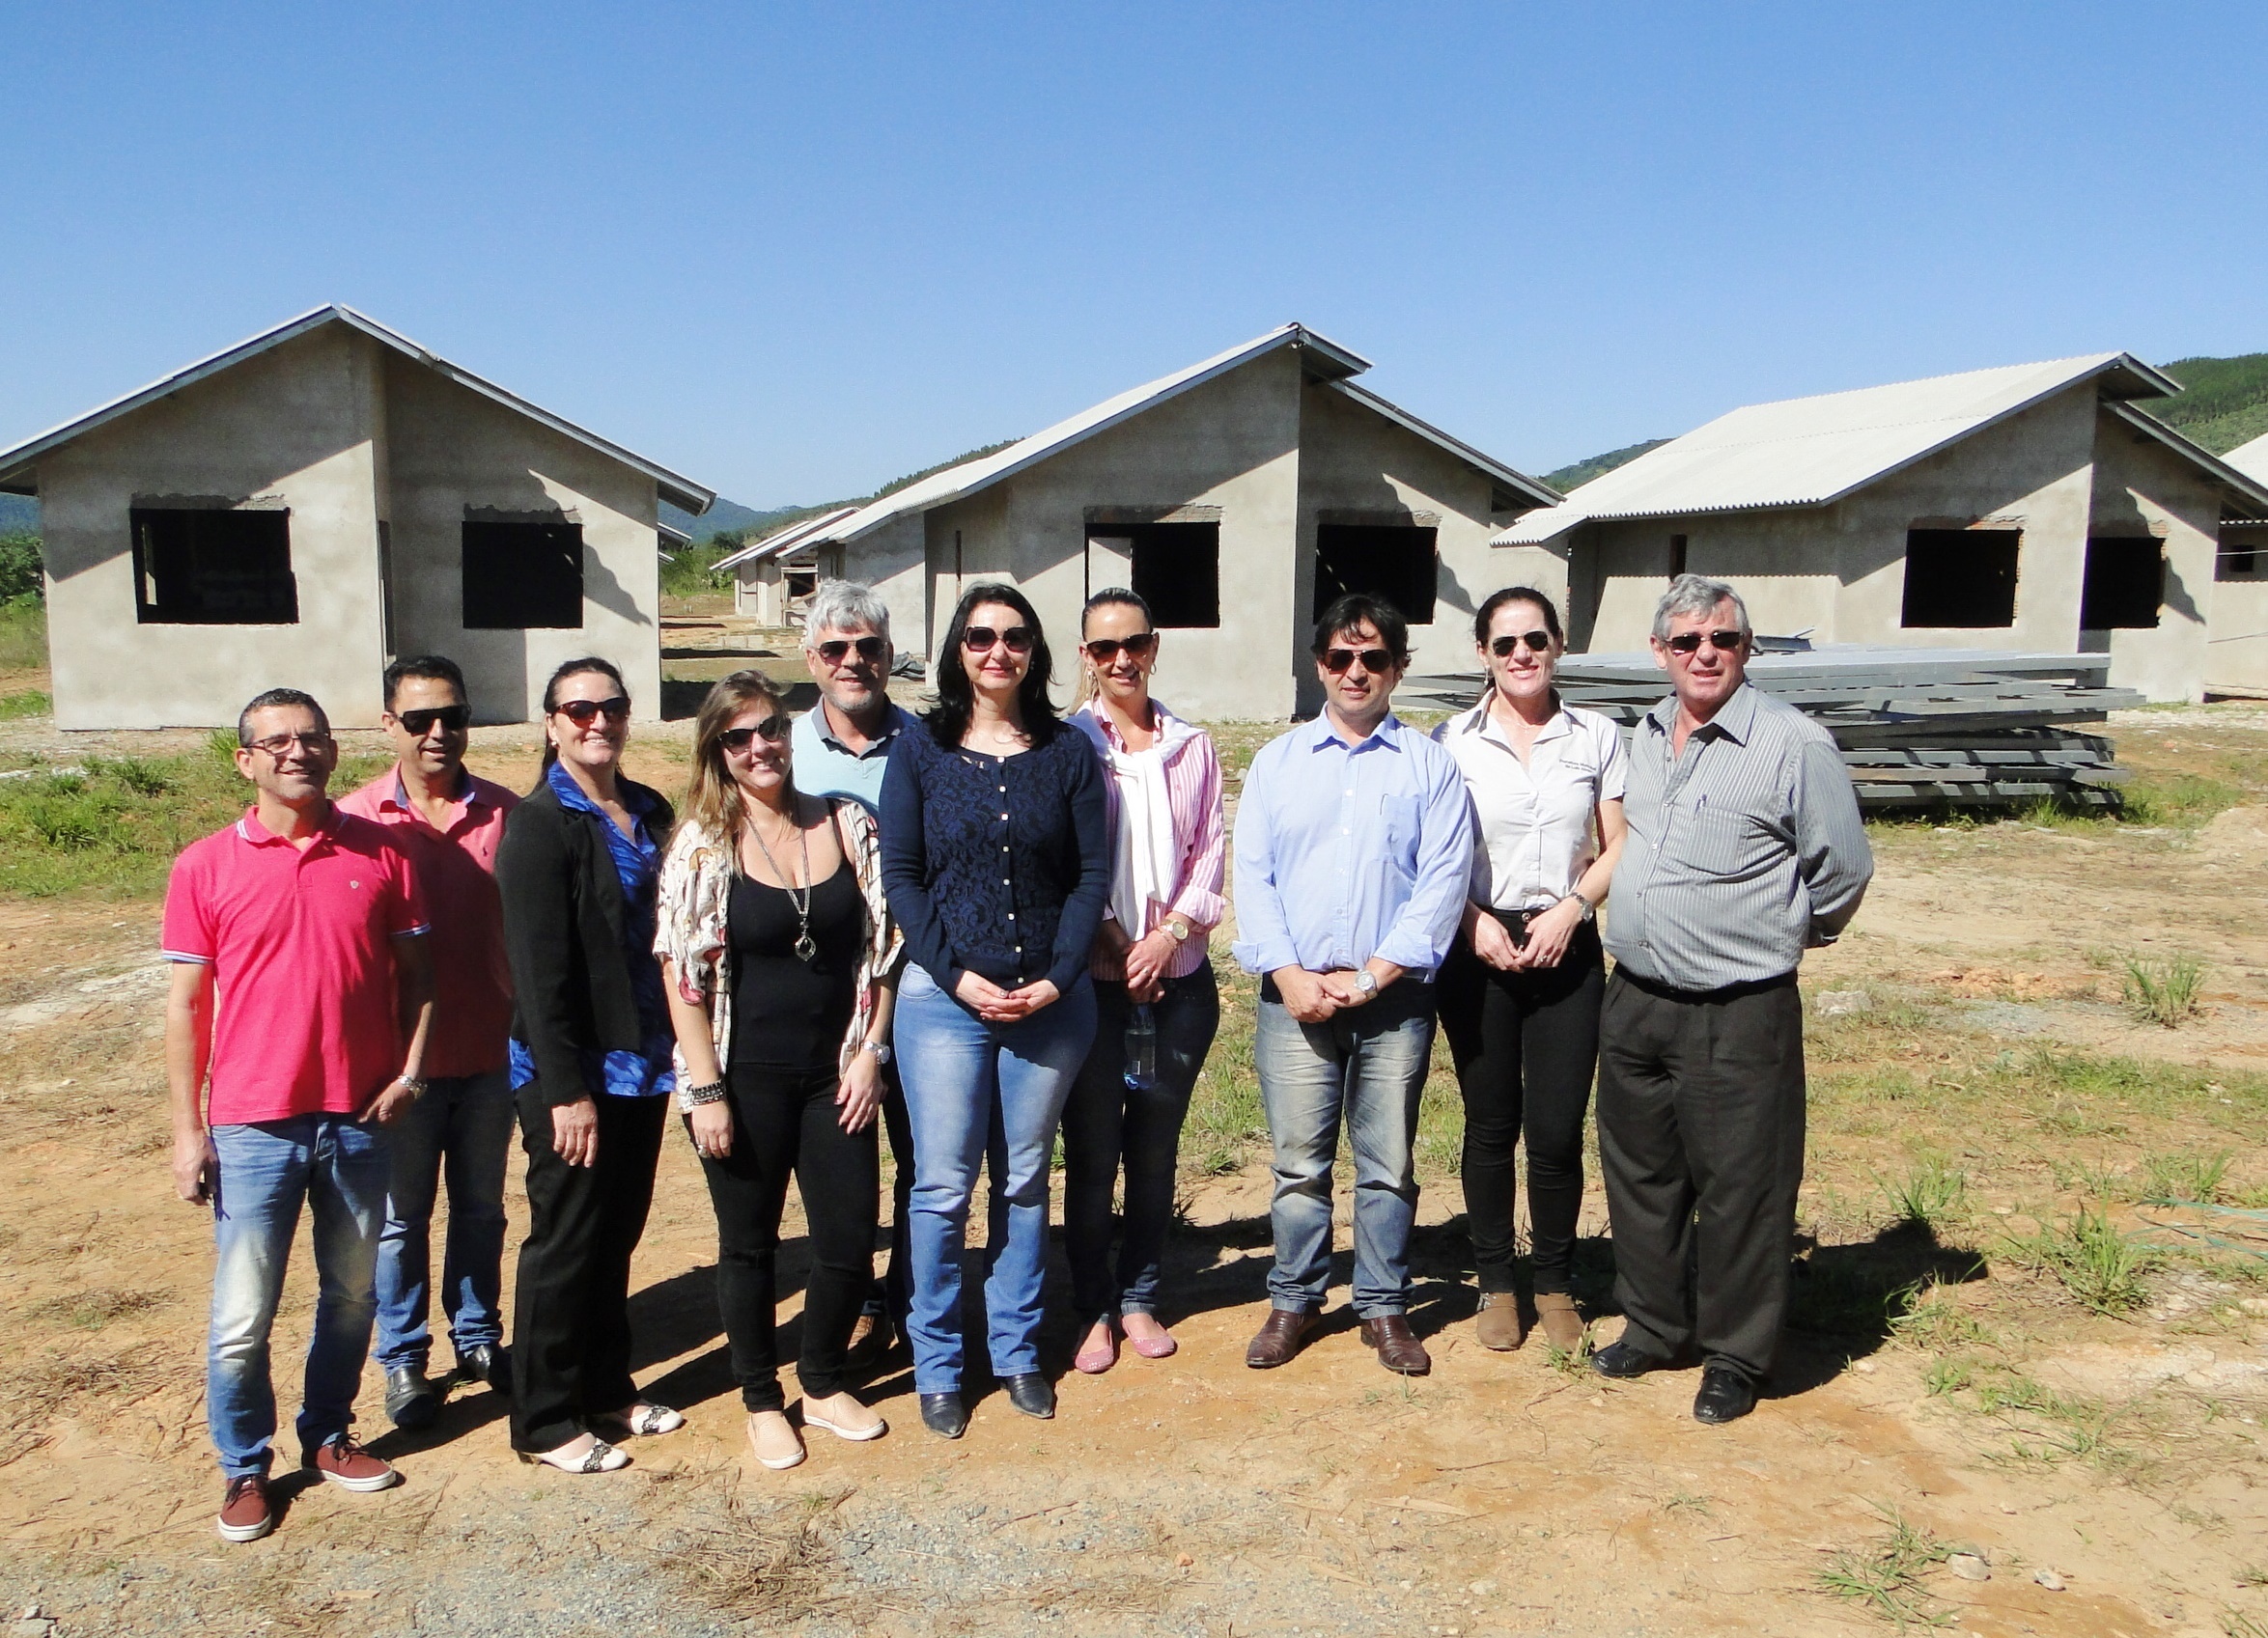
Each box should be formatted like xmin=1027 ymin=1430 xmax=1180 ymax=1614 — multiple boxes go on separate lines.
xmin=217 ymin=1474 xmax=274 ymax=1542
xmin=303 ymin=1435 xmax=401 ymax=1492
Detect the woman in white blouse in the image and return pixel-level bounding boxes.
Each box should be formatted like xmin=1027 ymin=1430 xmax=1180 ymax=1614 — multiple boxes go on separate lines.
xmin=1433 ymin=588 xmax=1627 ymax=1354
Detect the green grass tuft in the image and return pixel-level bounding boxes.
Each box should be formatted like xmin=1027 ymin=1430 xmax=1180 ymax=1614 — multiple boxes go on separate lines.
xmin=2120 ymin=951 xmax=2206 ymax=1027
xmin=1813 ymin=1506 xmax=1954 ymax=1628
xmin=2001 ymin=1206 xmax=2159 ymax=1315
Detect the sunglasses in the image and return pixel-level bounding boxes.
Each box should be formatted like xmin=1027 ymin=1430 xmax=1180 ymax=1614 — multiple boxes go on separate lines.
xmin=1083 ymin=632 xmax=1157 ymax=664
xmin=394 ymin=705 xmax=470 ymax=736
xmin=813 ymin=635 xmax=887 ymax=666
xmin=1664 ymin=629 xmax=1747 ymax=654
xmin=718 ymin=717 xmax=790 ymax=753
xmin=553 ymin=695 xmax=631 ymax=725
xmin=1322 ymin=646 xmax=1398 ymax=676
xmin=1490 ymin=630 xmax=1554 ymax=657
xmin=246 ymin=730 xmax=334 ymax=758
xmin=963 ymin=625 xmax=1034 ymax=654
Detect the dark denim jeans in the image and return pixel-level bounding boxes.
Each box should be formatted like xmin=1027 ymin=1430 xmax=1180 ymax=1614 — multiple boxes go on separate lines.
xmin=208 ymin=1115 xmax=391 ymax=1478
xmin=373 ymin=1069 xmax=514 ymax=1371
xmin=1061 ymin=963 xmax=1219 ymax=1320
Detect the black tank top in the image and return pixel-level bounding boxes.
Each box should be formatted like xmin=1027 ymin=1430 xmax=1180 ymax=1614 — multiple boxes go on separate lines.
xmin=726 ymin=864 xmax=863 ymax=1071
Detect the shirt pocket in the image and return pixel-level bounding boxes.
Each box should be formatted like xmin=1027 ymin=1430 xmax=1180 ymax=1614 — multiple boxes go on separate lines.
xmin=1671 ymin=807 xmax=1756 ymax=875
xmin=1378 ymin=792 xmax=1423 ymax=882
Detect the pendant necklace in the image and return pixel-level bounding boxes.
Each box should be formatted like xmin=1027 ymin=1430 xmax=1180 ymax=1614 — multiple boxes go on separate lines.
xmin=747 ymin=806 xmax=819 ymax=962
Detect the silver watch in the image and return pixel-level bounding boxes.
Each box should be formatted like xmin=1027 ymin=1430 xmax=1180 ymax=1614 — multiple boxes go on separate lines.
xmin=1353 ymin=969 xmax=1378 ymax=996
xmin=859 ymin=1039 xmax=893 ymax=1066
xmin=1568 ymin=891 xmax=1597 ymax=924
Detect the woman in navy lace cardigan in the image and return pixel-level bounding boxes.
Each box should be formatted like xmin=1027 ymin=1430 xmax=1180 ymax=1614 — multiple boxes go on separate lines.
xmin=880 ymin=582 xmax=1108 ymax=1440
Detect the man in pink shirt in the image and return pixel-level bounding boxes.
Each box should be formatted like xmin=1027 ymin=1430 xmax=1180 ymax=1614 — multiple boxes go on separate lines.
xmin=338 ymin=655 xmax=518 ymax=1432
xmin=165 ymin=688 xmax=436 ymax=1544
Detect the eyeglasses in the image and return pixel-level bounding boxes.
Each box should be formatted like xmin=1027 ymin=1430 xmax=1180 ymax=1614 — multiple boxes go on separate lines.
xmin=812 ymin=636 xmax=887 ymax=666
xmin=963 ymin=625 xmax=1034 ymax=654
xmin=553 ymin=696 xmax=631 ymax=725
xmin=1490 ymin=630 xmax=1554 ymax=657
xmin=245 ymin=730 xmax=334 ymax=758
xmin=718 ymin=717 xmax=790 ymax=753
xmin=1663 ymin=629 xmax=1747 ymax=654
xmin=394 ymin=705 xmax=470 ymax=736
xmin=1083 ymin=632 xmax=1157 ymax=664
xmin=1321 ymin=647 xmax=1398 ymax=676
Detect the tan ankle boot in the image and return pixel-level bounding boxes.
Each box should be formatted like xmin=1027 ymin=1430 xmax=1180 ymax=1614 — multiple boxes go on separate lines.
xmin=1475 ymin=1292 xmax=1526 ymax=1351
xmin=1534 ymin=1291 xmax=1585 ymax=1352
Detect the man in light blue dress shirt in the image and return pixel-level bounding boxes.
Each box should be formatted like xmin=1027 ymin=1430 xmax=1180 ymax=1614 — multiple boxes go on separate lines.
xmin=1233 ymin=595 xmax=1471 ymax=1376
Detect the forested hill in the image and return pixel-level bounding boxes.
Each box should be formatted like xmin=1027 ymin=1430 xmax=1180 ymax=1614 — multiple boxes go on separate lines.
xmin=1541 ymin=438 xmax=1670 ymax=493
xmin=2140 ymin=352 xmax=2268 ymax=455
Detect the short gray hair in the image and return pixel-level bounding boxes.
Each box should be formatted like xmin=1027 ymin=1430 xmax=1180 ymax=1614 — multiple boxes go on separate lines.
xmin=803 ymin=579 xmax=892 ymax=647
xmin=1652 ymin=573 xmax=1750 ymax=642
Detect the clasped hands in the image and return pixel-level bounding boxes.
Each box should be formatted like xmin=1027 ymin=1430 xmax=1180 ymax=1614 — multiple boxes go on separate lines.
xmin=1469 ymin=897 xmax=1582 ymax=973
xmin=954 ymin=970 xmax=1062 ymax=1022
xmin=1271 ymin=965 xmax=1386 ymax=1024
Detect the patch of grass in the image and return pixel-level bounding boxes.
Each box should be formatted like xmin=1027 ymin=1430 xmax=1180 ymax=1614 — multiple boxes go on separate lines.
xmin=0 ymin=601 xmax=46 ymax=672
xmin=27 ymin=1288 xmax=168 ymax=1329
xmin=87 ymin=754 xmax=171 ymax=796
xmin=2049 ymin=1154 xmax=2136 ymax=1199
xmin=1813 ymin=1506 xmax=1953 ymax=1628
xmin=2001 ymin=1206 xmax=2160 ymax=1315
xmin=1544 ymin=1323 xmax=1595 ymax=1376
xmin=1873 ymin=1157 xmax=1970 ymax=1233
xmin=1888 ymin=1281 xmax=1991 ymax=1352
xmin=2119 ymin=772 xmax=2248 ymax=826
xmin=2121 ymin=951 xmax=2206 ymax=1027
xmin=0 ymin=689 xmax=49 ymax=720
xmin=677 ymin=1486 xmax=854 ymax=1624
xmin=2139 ymin=1150 xmax=2234 ymax=1206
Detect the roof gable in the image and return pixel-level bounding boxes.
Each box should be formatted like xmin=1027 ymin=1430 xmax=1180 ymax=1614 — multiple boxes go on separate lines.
xmin=0 ymin=304 xmax=715 ymax=515
xmin=2226 ymin=430 xmax=2268 ymax=487
xmin=1497 ymin=352 xmax=2179 ymax=544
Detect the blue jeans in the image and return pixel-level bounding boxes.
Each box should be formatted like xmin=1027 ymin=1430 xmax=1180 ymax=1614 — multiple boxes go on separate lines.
xmin=208 ymin=1116 xmax=392 ymax=1478
xmin=895 ymin=964 xmax=1097 ymax=1394
xmin=1254 ymin=980 xmax=1438 ymax=1318
xmin=374 ymin=1069 xmax=514 ymax=1371
xmin=1062 ymin=964 xmax=1219 ymax=1320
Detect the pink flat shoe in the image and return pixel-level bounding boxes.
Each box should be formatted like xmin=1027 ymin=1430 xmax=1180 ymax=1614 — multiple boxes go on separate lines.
xmin=1122 ymin=1317 xmax=1178 ymax=1360
xmin=1073 ymin=1319 xmax=1117 ymax=1375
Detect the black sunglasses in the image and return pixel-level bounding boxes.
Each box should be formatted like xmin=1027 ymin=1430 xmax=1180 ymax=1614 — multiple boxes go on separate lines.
xmin=1083 ymin=632 xmax=1157 ymax=664
xmin=1664 ymin=629 xmax=1747 ymax=654
xmin=395 ymin=705 xmax=470 ymax=736
xmin=813 ymin=635 xmax=887 ymax=666
xmin=1322 ymin=646 xmax=1397 ymax=676
xmin=718 ymin=717 xmax=790 ymax=752
xmin=963 ymin=625 xmax=1034 ymax=654
xmin=553 ymin=695 xmax=631 ymax=725
xmin=1490 ymin=630 xmax=1554 ymax=657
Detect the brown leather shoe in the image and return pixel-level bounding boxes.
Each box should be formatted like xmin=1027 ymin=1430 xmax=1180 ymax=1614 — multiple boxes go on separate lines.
xmin=1358 ymin=1314 xmax=1432 ymax=1375
xmin=1245 ymin=1307 xmax=1321 ymax=1369
xmin=1475 ymin=1292 xmax=1526 ymax=1351
xmin=1534 ymin=1291 xmax=1586 ymax=1353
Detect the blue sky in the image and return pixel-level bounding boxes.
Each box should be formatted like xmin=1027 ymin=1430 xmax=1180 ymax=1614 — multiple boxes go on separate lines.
xmin=5 ymin=3 xmax=2265 ymax=511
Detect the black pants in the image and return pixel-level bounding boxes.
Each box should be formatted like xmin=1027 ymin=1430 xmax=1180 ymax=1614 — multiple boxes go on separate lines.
xmin=1438 ymin=923 xmax=1604 ymax=1296
xmin=867 ymin=1061 xmax=912 ymax=1325
xmin=699 ymin=1065 xmax=880 ymax=1412
xmin=1595 ymin=968 xmax=1806 ymax=1383
xmin=510 ymin=1087 xmax=667 ymax=1452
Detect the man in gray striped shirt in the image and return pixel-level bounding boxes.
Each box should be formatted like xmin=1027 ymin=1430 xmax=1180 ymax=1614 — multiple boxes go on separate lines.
xmin=1591 ymin=575 xmax=1872 ymax=1425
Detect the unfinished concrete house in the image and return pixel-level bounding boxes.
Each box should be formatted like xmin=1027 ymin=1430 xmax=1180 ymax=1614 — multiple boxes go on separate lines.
xmin=716 ymin=506 xmax=855 ymax=625
xmin=752 ymin=324 xmax=1559 ymax=719
xmin=1497 ymin=354 xmax=2268 ymax=702
xmin=0 ymin=305 xmax=714 ymax=730
xmin=2212 ymin=431 xmax=2268 ymax=695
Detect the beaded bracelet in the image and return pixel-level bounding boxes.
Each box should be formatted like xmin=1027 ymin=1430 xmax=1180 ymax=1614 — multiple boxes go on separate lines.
xmin=685 ymin=1078 xmax=728 ymax=1106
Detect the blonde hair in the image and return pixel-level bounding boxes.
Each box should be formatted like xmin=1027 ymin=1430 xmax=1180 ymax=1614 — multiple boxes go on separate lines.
xmin=685 ymin=670 xmax=791 ymax=843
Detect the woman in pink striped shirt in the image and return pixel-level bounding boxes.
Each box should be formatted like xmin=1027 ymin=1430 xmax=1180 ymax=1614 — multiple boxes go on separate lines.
xmin=1063 ymin=588 xmax=1227 ymax=1374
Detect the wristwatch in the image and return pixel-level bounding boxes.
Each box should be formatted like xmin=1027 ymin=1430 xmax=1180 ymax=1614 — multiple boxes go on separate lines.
xmin=1163 ymin=918 xmax=1191 ymax=943
xmin=1352 ymin=969 xmax=1378 ymax=997
xmin=1567 ymin=891 xmax=1597 ymax=924
xmin=859 ymin=1039 xmax=894 ymax=1066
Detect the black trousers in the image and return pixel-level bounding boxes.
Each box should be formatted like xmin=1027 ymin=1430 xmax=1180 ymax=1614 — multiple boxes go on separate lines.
xmin=699 ymin=1065 xmax=880 ymax=1412
xmin=509 ymin=1086 xmax=667 ymax=1452
xmin=868 ymin=1061 xmax=912 ymax=1324
xmin=1438 ymin=923 xmax=1604 ymax=1295
xmin=1595 ymin=968 xmax=1806 ymax=1383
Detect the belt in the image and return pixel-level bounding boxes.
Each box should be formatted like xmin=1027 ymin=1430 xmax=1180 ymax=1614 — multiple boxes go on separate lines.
xmin=1611 ymin=965 xmax=1796 ymax=1005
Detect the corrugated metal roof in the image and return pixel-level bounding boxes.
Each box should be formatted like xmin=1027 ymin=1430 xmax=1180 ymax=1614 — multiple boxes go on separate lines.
xmin=1495 ymin=352 xmax=2177 ymax=545
xmin=1325 ymin=380 xmax=1560 ymax=508
xmin=0 ymin=304 xmax=716 ymax=516
xmin=712 ymin=507 xmax=859 ymax=572
xmin=2226 ymin=430 xmax=2268 ymax=486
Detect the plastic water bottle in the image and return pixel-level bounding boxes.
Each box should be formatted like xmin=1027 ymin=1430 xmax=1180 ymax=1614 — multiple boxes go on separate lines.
xmin=1123 ymin=1003 xmax=1159 ymax=1092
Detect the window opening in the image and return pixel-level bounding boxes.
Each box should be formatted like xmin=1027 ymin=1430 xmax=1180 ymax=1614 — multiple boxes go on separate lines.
xmin=1900 ymin=528 xmax=2020 ymax=628
xmin=1668 ymin=534 xmax=1689 ymax=579
xmin=2080 ymin=537 xmax=2163 ymax=629
xmin=1086 ymin=522 xmax=1219 ymax=628
xmin=2218 ymin=540 xmax=2262 ymax=581
xmin=462 ymin=520 xmax=583 ymax=629
xmin=1312 ymin=524 xmax=1437 ymax=625
xmin=131 ymin=508 xmax=297 ymax=625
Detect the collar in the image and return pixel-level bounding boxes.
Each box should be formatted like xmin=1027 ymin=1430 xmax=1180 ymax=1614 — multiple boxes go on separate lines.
xmin=237 ymin=801 xmax=340 ymax=848
xmin=812 ymin=699 xmax=908 ymax=757
xmin=1459 ymin=697 xmax=1573 ymax=752
xmin=1073 ymin=698 xmax=1198 ymax=757
xmin=384 ymin=767 xmax=482 ymax=814
xmin=546 ymin=760 xmax=653 ymax=820
xmin=1305 ymin=710 xmax=1405 ymax=754
xmin=1644 ymin=680 xmax=1759 ymax=746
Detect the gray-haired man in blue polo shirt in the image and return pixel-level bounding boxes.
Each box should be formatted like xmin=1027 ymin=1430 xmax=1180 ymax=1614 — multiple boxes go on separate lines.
xmin=792 ymin=579 xmax=916 ymax=1361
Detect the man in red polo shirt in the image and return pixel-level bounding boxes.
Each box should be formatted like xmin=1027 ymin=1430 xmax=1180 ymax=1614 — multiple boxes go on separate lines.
xmin=165 ymin=688 xmax=436 ymax=1544
xmin=338 ymin=655 xmax=518 ymax=1431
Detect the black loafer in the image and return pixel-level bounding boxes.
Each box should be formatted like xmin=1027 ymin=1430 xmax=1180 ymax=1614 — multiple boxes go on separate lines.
xmin=454 ymin=1343 xmax=511 ymax=1396
xmin=383 ymin=1365 xmax=439 ymax=1431
xmin=1693 ymin=1366 xmax=1757 ymax=1425
xmin=918 ymin=1393 xmax=967 ymax=1440
xmin=1001 ymin=1373 xmax=1055 ymax=1419
xmin=1589 ymin=1341 xmax=1677 ymax=1380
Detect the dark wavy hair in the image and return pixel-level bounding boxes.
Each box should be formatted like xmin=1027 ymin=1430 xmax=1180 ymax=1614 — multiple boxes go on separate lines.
xmin=927 ymin=581 xmax=1060 ymax=747
xmin=538 ymin=655 xmax=630 ymax=770
xmin=1472 ymin=586 xmax=1564 ymax=647
xmin=1311 ymin=593 xmax=1410 ymax=662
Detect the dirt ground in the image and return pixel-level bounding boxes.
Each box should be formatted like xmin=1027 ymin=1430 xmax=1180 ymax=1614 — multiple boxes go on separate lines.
xmin=0 ymin=706 xmax=2265 ymax=1637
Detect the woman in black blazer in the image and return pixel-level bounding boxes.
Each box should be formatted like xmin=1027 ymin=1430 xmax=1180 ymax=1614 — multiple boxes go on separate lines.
xmin=497 ymin=657 xmax=683 ymax=1474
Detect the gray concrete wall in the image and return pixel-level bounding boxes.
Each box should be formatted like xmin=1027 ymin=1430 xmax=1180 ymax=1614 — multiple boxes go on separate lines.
xmin=2084 ymin=408 xmax=2217 ymax=703
xmin=2208 ymin=523 xmax=2268 ymax=693
xmin=38 ymin=323 xmax=390 ymax=729
xmin=381 ymin=353 xmax=664 ymax=724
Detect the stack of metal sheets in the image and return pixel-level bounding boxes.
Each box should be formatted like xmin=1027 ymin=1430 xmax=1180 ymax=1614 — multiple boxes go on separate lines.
xmin=1401 ymin=646 xmax=2141 ymax=811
